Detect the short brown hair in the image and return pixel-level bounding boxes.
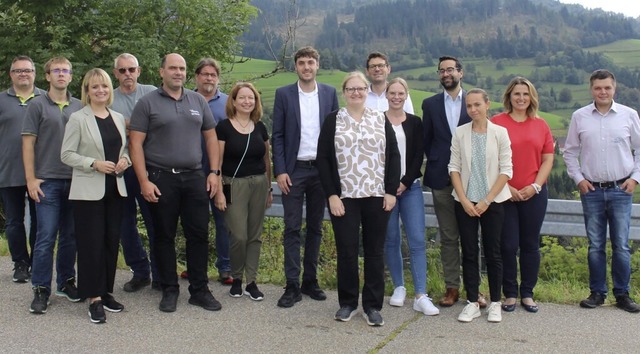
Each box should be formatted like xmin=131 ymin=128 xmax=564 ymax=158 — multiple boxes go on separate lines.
xmin=294 ymin=47 xmax=319 ymax=63
xmin=225 ymin=82 xmax=263 ymax=123
xmin=590 ymin=69 xmax=616 ymax=87
xmin=366 ymin=52 xmax=388 ymax=68
xmin=44 ymin=57 xmax=72 ymax=74
xmin=195 ymin=58 xmax=221 ymax=76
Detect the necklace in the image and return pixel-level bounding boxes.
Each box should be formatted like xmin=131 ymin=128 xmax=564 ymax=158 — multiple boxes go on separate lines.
xmin=237 ymin=118 xmax=251 ymax=129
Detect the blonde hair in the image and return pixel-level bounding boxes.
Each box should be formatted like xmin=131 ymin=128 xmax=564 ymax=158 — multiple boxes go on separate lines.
xmin=81 ymin=68 xmax=114 ymax=106
xmin=502 ymin=76 xmax=539 ymax=118
xmin=341 ymin=71 xmax=369 ymax=92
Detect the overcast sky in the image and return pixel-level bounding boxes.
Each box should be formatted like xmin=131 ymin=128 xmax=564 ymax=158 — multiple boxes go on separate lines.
xmin=558 ymin=0 xmax=640 ymax=18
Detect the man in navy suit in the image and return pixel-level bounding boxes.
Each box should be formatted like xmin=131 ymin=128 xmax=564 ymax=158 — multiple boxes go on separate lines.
xmin=423 ymin=56 xmax=483 ymax=308
xmin=272 ymin=46 xmax=339 ymax=308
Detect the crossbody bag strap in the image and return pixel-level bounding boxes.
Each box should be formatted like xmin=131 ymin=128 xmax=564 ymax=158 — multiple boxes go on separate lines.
xmin=229 ymin=131 xmax=251 ymax=184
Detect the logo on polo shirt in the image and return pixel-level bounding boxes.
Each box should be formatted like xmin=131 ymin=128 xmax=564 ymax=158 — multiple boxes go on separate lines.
xmin=189 ymin=109 xmax=201 ymax=116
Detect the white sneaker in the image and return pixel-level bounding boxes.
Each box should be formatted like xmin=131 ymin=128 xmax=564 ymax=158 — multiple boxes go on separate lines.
xmin=389 ymin=286 xmax=406 ymax=307
xmin=487 ymin=301 xmax=502 ymax=323
xmin=457 ymin=301 xmax=481 ymax=322
xmin=413 ymin=295 xmax=439 ymax=316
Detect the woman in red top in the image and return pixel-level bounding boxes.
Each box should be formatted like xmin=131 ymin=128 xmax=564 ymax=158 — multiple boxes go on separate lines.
xmin=491 ymin=77 xmax=554 ymax=313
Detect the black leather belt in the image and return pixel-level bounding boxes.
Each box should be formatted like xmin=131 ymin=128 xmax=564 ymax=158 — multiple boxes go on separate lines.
xmin=149 ymin=167 xmax=197 ymax=174
xmin=588 ymin=177 xmax=628 ymax=189
xmin=295 ymin=160 xmax=316 ymax=168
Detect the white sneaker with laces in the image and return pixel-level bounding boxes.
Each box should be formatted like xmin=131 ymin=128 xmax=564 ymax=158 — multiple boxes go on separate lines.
xmin=487 ymin=301 xmax=502 ymax=323
xmin=413 ymin=295 xmax=439 ymax=316
xmin=389 ymin=286 xmax=406 ymax=307
xmin=457 ymin=301 xmax=481 ymax=322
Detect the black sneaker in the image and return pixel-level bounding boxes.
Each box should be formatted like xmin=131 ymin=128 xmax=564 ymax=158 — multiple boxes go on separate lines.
xmin=159 ymin=287 xmax=179 ymax=312
xmin=277 ymin=282 xmax=302 ymax=308
xmin=301 ymin=279 xmax=327 ymax=301
xmin=55 ymin=277 xmax=82 ymax=302
xmin=123 ymin=277 xmax=150 ymax=292
xmin=579 ymin=292 xmax=606 ymax=308
xmin=229 ymin=278 xmax=243 ymax=298
xmin=102 ymin=293 xmax=124 ymax=313
xmin=189 ymin=289 xmax=222 ymax=311
xmin=89 ymin=300 xmax=106 ymax=324
xmin=244 ymin=281 xmax=264 ymax=301
xmin=615 ymin=293 xmax=640 ymax=313
xmin=334 ymin=305 xmax=357 ymax=322
xmin=30 ymin=287 xmax=50 ymax=314
xmin=363 ymin=308 xmax=384 ymax=326
xmin=12 ymin=261 xmax=30 ymax=283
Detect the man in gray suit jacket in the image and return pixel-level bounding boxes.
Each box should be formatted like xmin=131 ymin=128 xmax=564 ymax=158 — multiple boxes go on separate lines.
xmin=272 ymin=46 xmax=339 ymax=308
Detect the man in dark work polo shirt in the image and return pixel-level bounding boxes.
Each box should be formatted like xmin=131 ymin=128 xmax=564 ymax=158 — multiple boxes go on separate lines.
xmin=129 ymin=53 xmax=222 ymax=313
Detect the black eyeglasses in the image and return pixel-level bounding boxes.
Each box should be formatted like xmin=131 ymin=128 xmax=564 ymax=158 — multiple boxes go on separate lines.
xmin=117 ymin=67 xmax=138 ymax=74
xmin=11 ymin=69 xmax=35 ymax=74
xmin=47 ymin=68 xmax=72 ymax=75
xmin=367 ymin=63 xmax=388 ymax=70
xmin=437 ymin=67 xmax=458 ymax=76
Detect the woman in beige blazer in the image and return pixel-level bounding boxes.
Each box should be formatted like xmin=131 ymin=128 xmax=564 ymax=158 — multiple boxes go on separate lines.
xmin=61 ymin=68 xmax=130 ymax=324
xmin=448 ymin=88 xmax=512 ymax=324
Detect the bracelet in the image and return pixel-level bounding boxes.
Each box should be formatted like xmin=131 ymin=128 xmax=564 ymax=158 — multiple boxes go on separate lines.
xmin=483 ymin=198 xmax=492 ymax=206
xmin=531 ymin=183 xmax=541 ymax=194
xmin=268 ymin=187 xmax=273 ymax=192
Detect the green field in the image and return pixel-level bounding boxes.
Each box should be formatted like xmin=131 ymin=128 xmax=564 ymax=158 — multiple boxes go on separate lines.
xmin=588 ymin=39 xmax=640 ymax=69
xmin=225 ymin=57 xmax=566 ymax=133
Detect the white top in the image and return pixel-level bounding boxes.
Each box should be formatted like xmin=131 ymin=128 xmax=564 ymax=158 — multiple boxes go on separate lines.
xmin=444 ymin=89 xmax=463 ymax=135
xmin=297 ymin=82 xmax=321 ymax=161
xmin=392 ymin=123 xmax=407 ymax=178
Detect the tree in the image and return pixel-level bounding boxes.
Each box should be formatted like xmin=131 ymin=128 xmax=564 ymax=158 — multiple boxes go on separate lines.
xmin=558 ymin=88 xmax=573 ymax=103
xmin=0 ymin=0 xmax=257 ymax=92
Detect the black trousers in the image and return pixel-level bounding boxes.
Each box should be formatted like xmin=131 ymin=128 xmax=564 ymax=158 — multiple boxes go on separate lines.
xmin=455 ymin=201 xmax=504 ymax=303
xmin=74 ymin=187 xmax=124 ymax=299
xmin=330 ymin=197 xmax=390 ymax=312
xmin=281 ymin=166 xmax=325 ymax=286
xmin=147 ymin=169 xmax=210 ymax=294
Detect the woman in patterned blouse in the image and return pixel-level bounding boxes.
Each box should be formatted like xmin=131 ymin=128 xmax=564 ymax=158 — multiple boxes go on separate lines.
xmin=316 ymin=71 xmax=400 ymax=327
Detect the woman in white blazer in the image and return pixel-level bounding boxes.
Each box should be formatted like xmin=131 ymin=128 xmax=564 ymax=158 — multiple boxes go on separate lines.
xmin=61 ymin=68 xmax=130 ymax=324
xmin=448 ymin=88 xmax=512 ymax=324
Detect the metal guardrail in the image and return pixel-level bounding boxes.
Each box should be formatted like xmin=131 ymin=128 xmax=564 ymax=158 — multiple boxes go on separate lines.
xmin=266 ymin=182 xmax=640 ymax=240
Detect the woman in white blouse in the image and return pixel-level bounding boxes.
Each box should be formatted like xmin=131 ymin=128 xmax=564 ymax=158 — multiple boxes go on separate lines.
xmin=448 ymin=88 xmax=512 ymax=323
xmin=316 ymin=71 xmax=400 ymax=327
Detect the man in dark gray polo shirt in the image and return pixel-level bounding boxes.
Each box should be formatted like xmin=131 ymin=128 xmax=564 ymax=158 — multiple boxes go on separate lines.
xmin=129 ymin=53 xmax=222 ymax=313
xmin=22 ymin=56 xmax=83 ymax=314
xmin=0 ymin=55 xmax=44 ymax=283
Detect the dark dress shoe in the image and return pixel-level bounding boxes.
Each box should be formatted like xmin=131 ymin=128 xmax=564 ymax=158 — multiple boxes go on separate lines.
xmin=521 ymin=300 xmax=539 ymax=313
xmin=301 ymin=280 xmax=326 ymax=301
xmin=502 ymin=302 xmax=516 ymax=312
xmin=438 ymin=288 xmax=459 ymax=307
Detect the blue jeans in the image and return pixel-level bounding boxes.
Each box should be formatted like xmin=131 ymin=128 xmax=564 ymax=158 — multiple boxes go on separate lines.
xmin=31 ymin=179 xmax=76 ymax=293
xmin=580 ymin=186 xmax=632 ymax=296
xmin=120 ymin=168 xmax=158 ymax=281
xmin=384 ymin=181 xmax=427 ymax=295
xmin=0 ymin=186 xmax=37 ymax=264
xmin=211 ymin=201 xmax=231 ymax=273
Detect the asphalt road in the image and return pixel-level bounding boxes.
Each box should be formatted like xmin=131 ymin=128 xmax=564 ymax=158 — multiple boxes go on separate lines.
xmin=0 ymin=256 xmax=638 ymax=353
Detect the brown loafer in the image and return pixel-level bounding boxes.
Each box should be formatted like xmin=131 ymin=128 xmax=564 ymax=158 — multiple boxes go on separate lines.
xmin=478 ymin=293 xmax=487 ymax=309
xmin=438 ymin=288 xmax=459 ymax=307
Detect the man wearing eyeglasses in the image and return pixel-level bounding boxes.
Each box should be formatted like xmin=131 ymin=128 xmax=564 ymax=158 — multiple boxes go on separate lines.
xmin=129 ymin=53 xmax=222 ymax=313
xmin=22 ymin=56 xmax=83 ymax=314
xmin=364 ymin=52 xmax=414 ymax=114
xmin=0 ymin=56 xmax=44 ymax=284
xmin=193 ymin=57 xmax=233 ymax=286
xmin=111 ymin=53 xmax=159 ymax=293
xmin=272 ymin=46 xmax=338 ymax=308
xmin=423 ymin=56 xmax=485 ymax=308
